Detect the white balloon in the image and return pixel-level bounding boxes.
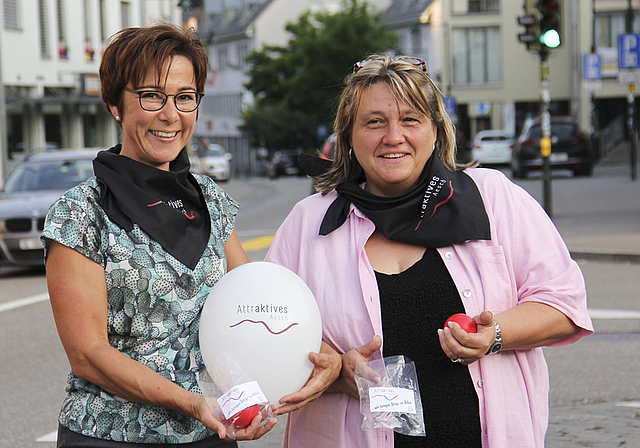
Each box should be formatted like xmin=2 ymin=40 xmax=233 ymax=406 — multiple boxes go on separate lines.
xmin=199 ymin=262 xmax=322 ymax=405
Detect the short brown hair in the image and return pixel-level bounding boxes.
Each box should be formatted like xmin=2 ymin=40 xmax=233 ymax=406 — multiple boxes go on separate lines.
xmin=315 ymin=55 xmax=465 ymax=195
xmin=100 ymin=23 xmax=209 ymax=116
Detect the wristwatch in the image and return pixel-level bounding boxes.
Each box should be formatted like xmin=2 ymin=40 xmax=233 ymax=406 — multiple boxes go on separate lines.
xmin=486 ymin=321 xmax=502 ymax=355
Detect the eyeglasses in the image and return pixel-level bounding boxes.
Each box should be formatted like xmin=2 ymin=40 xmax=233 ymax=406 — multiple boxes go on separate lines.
xmin=123 ymin=87 xmax=204 ymax=112
xmin=353 ymin=57 xmax=428 ymax=74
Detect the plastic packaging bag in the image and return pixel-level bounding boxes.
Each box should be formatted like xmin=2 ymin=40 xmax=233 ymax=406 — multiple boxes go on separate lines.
xmin=197 ymin=352 xmax=273 ymax=440
xmin=355 ymin=355 xmax=425 ymax=437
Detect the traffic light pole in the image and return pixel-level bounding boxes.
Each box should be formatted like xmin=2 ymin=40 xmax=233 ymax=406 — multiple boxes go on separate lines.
xmin=539 ymin=49 xmax=553 ymax=217
xmin=628 ymin=84 xmax=638 ymax=180
xmin=626 ymin=0 xmax=638 ymax=181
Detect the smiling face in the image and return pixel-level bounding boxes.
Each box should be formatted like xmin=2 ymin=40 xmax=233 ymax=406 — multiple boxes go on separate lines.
xmin=110 ymin=56 xmax=197 ymax=171
xmin=351 ymin=82 xmax=437 ymax=197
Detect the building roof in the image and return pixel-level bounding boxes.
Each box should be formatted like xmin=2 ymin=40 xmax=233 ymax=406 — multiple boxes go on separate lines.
xmin=201 ymin=0 xmax=275 ymax=44
xmin=382 ymin=0 xmax=434 ymax=29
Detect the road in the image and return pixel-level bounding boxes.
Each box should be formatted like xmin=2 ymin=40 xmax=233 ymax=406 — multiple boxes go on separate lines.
xmin=0 ymin=168 xmax=639 ymax=447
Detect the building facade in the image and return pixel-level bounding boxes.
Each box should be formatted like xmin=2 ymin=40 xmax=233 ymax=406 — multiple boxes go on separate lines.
xmin=386 ymin=0 xmax=638 ymax=157
xmin=0 ymin=0 xmax=182 ymax=180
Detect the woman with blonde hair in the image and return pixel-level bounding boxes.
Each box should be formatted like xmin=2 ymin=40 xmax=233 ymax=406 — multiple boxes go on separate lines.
xmin=268 ymin=55 xmax=593 ymax=447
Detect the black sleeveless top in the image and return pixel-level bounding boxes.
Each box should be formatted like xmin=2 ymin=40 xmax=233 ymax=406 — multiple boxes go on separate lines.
xmin=375 ymin=248 xmax=482 ymax=447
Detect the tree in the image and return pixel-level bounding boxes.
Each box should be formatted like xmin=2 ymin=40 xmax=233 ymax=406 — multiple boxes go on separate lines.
xmin=241 ymin=0 xmax=397 ymax=152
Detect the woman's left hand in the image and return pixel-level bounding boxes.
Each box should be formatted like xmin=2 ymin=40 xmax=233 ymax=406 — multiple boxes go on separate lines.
xmin=438 ymin=310 xmax=496 ymax=365
xmin=273 ymin=341 xmax=342 ymax=415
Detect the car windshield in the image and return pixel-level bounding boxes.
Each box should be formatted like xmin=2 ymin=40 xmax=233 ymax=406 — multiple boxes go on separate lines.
xmin=207 ymin=146 xmax=224 ymax=157
xmin=528 ymin=123 xmax=577 ymax=140
xmin=3 ymin=159 xmax=94 ymax=192
xmin=481 ymin=135 xmax=510 ymax=142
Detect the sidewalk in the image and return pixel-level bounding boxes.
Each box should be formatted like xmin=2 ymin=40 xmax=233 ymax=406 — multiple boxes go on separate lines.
xmin=515 ymin=141 xmax=640 ymax=262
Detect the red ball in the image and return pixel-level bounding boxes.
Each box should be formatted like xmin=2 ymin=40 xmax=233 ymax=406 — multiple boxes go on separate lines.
xmin=227 ymin=404 xmax=260 ymax=429
xmin=444 ymin=313 xmax=477 ymax=333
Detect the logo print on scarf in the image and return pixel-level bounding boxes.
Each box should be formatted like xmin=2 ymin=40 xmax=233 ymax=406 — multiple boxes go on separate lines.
xmin=415 ymin=177 xmax=452 ymax=231
xmin=147 ymin=199 xmax=196 ymax=220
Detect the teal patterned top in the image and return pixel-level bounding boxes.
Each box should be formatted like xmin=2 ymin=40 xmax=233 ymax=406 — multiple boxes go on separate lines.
xmin=41 ymin=174 xmax=238 ymax=444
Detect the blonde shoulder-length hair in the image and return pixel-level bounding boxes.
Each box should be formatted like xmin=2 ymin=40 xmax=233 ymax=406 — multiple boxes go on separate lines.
xmin=314 ymin=55 xmax=470 ymax=195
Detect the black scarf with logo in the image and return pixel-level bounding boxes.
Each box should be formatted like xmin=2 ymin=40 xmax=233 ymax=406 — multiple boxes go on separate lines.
xmin=93 ymin=145 xmax=210 ymax=269
xmin=318 ymin=153 xmax=491 ymax=247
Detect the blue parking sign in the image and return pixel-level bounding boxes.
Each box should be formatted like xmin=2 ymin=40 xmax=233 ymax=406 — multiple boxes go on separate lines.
xmin=444 ymin=97 xmax=457 ymax=116
xmin=618 ymin=34 xmax=640 ymax=69
xmin=583 ymin=53 xmax=602 ymax=80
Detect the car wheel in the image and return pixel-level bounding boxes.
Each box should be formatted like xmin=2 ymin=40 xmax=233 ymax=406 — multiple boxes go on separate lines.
xmin=512 ymin=162 xmax=527 ymax=179
xmin=573 ymin=165 xmax=594 ymax=177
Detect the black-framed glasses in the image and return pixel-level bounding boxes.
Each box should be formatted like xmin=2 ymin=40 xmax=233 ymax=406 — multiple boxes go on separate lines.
xmin=123 ymin=87 xmax=204 ymax=112
xmin=353 ymin=57 xmax=428 ymax=74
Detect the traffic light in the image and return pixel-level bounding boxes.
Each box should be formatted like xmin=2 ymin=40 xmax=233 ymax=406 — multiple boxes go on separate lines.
xmin=538 ymin=0 xmax=562 ymax=49
xmin=518 ymin=0 xmax=540 ymax=52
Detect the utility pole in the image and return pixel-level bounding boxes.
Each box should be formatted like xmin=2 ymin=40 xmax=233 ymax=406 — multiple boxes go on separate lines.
xmin=626 ymin=0 xmax=638 ymax=180
xmin=539 ymin=49 xmax=553 ymax=217
xmin=518 ymin=0 xmax=564 ymax=215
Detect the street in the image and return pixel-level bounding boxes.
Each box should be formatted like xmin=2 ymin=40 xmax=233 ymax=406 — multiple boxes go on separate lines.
xmin=1 ymin=164 xmax=639 ymax=447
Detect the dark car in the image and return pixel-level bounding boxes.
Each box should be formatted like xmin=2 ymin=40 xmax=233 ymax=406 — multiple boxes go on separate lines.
xmin=268 ymin=150 xmax=304 ymax=178
xmin=0 ymin=148 xmax=101 ymax=269
xmin=511 ymin=116 xmax=594 ymax=179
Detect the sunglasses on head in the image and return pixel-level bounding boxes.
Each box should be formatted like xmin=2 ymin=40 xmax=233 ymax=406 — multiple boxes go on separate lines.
xmin=353 ymin=56 xmax=428 ymax=74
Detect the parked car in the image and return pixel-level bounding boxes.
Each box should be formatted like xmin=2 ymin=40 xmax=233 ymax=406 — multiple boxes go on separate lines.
xmin=471 ymin=130 xmax=513 ymax=165
xmin=268 ymin=150 xmax=304 ymax=178
xmin=511 ymin=116 xmax=594 ymax=179
xmin=190 ymin=143 xmax=232 ymax=181
xmin=0 ymin=148 xmax=100 ymax=269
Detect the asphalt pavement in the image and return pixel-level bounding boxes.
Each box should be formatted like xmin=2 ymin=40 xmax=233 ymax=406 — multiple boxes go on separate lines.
xmin=233 ymin=143 xmax=640 ymax=448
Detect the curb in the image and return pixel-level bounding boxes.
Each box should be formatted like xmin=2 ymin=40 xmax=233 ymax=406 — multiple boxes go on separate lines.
xmin=570 ymin=248 xmax=640 ymax=264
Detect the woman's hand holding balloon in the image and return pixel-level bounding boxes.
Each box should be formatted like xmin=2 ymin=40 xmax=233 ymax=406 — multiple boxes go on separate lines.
xmin=193 ymin=394 xmax=277 ymax=441
xmin=222 ymin=405 xmax=278 ymax=442
xmin=438 ymin=310 xmax=496 ymax=365
xmin=275 ymin=342 xmax=342 ymax=415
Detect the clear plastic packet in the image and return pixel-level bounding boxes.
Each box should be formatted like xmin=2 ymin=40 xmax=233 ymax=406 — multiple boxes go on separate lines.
xmin=197 ymin=352 xmax=273 ymax=440
xmin=355 ymin=355 xmax=426 ymax=437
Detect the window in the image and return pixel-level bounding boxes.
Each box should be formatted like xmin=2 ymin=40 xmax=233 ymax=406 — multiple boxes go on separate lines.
xmin=3 ymin=0 xmax=20 ymax=30
xmin=452 ymin=27 xmax=501 ymax=86
xmin=39 ymin=0 xmax=50 ymax=58
xmin=200 ymin=93 xmax=242 ymax=117
xmin=237 ymin=43 xmax=249 ymax=69
xmin=218 ymin=46 xmax=229 ymax=72
xmin=83 ymin=0 xmax=92 ymax=43
xmin=594 ymin=11 xmax=639 ymax=49
xmin=99 ymin=0 xmax=107 ymax=42
xmin=57 ymin=0 xmax=66 ymax=59
xmin=453 ymin=0 xmax=499 ymax=14
xmin=121 ymin=1 xmax=131 ymax=29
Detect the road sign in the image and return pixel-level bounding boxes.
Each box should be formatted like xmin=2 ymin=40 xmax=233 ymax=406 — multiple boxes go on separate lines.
xmin=583 ymin=53 xmax=603 ymax=92
xmin=583 ymin=53 xmax=602 ymax=80
xmin=444 ymin=96 xmax=457 ymax=116
xmin=618 ymin=34 xmax=640 ymax=69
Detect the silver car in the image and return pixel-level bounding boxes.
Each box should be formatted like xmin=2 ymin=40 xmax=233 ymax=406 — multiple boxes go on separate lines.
xmin=190 ymin=143 xmax=232 ymax=181
xmin=471 ymin=130 xmax=514 ymax=165
xmin=0 ymin=148 xmax=100 ymax=269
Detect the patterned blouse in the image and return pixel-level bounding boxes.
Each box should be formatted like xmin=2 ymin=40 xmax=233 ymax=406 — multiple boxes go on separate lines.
xmin=41 ymin=174 xmax=238 ymax=444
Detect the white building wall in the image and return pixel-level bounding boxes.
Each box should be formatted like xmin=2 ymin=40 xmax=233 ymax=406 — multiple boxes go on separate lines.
xmin=0 ymin=0 xmax=182 ymax=177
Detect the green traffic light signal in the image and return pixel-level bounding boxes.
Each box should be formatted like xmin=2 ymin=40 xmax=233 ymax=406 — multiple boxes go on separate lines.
xmin=538 ymin=0 xmax=562 ymax=49
xmin=541 ymin=29 xmax=560 ymax=48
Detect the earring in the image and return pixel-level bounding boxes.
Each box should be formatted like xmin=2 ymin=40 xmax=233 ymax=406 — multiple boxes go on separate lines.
xmin=349 ymin=147 xmax=354 ymax=159
xmin=115 ymin=115 xmax=121 ymax=121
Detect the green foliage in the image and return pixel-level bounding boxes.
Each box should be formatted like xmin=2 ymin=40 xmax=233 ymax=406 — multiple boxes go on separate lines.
xmin=242 ymin=0 xmax=397 ymax=152
xmin=178 ymin=0 xmax=204 ymax=9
